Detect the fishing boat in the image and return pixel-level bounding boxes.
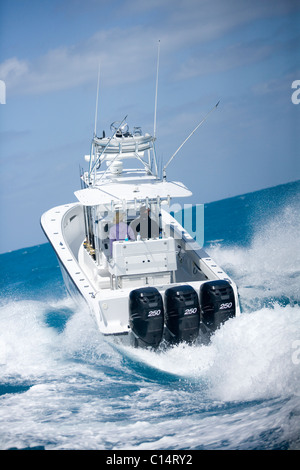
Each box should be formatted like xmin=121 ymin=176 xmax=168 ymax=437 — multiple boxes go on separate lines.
xmin=41 ymin=105 xmax=240 ymax=349
xmin=41 ymin=45 xmax=240 ymax=348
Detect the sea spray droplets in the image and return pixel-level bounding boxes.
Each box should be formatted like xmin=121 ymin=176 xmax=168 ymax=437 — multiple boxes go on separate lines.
xmin=205 ymin=305 xmax=300 ymax=402
xmin=119 ymin=304 xmax=300 ymax=404
xmin=1 ymin=181 xmax=300 ymax=449
xmin=0 ymin=300 xmax=60 ymax=381
xmin=208 ymin=199 xmax=300 ymax=310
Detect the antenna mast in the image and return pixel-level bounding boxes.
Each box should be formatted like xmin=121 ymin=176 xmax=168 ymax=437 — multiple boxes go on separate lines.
xmin=153 ymin=40 xmax=160 ymax=139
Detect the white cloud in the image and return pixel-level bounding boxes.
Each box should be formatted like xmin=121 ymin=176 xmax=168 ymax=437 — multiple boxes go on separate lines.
xmin=252 ymin=71 xmax=300 ymax=97
xmin=176 ymin=41 xmax=274 ymax=80
xmin=1 ymin=0 xmax=299 ymax=97
xmin=0 ymin=57 xmax=29 ymax=87
xmin=0 ymin=26 xmax=160 ymax=96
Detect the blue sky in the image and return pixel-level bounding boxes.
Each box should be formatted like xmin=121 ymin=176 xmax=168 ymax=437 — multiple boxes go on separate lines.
xmin=0 ymin=0 xmax=299 ymax=253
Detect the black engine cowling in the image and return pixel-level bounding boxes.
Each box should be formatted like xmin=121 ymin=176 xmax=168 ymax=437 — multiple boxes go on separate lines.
xmin=164 ymin=285 xmax=200 ymax=344
xmin=129 ymin=287 xmax=164 ymax=348
xmin=199 ymin=280 xmax=236 ymax=333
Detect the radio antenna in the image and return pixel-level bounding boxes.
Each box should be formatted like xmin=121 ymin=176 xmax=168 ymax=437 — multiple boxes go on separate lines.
xmin=163 ymin=100 xmax=220 ymax=180
xmin=153 ymin=40 xmax=160 ymax=138
xmin=94 ymin=63 xmax=101 ymax=137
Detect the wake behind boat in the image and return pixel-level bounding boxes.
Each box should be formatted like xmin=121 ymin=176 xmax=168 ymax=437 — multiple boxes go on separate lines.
xmin=41 ymin=109 xmax=240 ymax=348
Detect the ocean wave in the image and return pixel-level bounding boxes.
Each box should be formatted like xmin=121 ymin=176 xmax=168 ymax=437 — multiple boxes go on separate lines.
xmin=1 ymin=182 xmax=300 ymax=449
xmin=207 ymin=199 xmax=300 ymax=310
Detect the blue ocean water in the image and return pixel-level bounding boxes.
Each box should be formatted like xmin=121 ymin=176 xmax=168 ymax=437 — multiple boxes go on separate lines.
xmin=0 ymin=180 xmax=299 ymax=450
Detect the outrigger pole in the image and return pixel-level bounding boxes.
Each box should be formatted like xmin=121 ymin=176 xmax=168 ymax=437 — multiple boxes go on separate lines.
xmin=153 ymin=40 xmax=160 ymax=139
xmin=162 ymin=100 xmax=220 ymax=180
xmin=94 ymin=63 xmax=101 ymax=137
xmin=88 ymin=63 xmax=101 ymax=179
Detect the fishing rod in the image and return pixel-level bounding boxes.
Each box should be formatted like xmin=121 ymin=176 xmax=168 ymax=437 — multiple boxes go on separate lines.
xmin=162 ymin=100 xmax=220 ymax=180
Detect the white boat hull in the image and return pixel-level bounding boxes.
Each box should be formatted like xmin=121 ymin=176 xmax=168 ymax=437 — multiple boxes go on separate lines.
xmin=41 ymin=202 xmax=240 ymax=341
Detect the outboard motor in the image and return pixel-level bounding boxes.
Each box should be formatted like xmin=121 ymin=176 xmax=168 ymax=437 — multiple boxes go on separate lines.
xmin=164 ymin=285 xmax=200 ymax=344
xmin=199 ymin=280 xmax=235 ymax=334
xmin=129 ymin=287 xmax=164 ymax=348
